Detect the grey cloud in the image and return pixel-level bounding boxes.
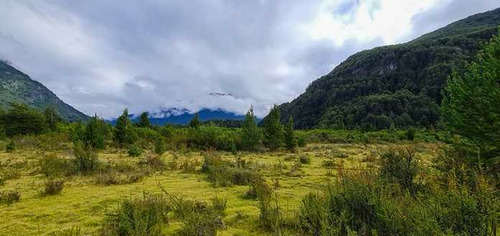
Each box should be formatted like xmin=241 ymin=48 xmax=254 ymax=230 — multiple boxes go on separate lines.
xmin=0 ymin=0 xmax=497 ymax=118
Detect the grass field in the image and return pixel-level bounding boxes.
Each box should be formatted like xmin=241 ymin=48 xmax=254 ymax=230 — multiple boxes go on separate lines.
xmin=0 ymin=141 xmax=442 ymax=235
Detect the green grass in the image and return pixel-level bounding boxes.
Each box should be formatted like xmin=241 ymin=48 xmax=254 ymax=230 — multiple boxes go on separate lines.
xmin=0 ymin=142 xmax=441 ymax=235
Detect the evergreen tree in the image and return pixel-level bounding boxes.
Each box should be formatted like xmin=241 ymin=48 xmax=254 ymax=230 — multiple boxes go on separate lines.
xmin=240 ymin=106 xmax=261 ymax=150
xmin=442 ymin=30 xmax=500 ymax=165
xmin=284 ymin=115 xmax=297 ymax=151
xmin=1 ymin=103 xmax=47 ymax=136
xmin=43 ymin=106 xmax=62 ymax=131
xmin=263 ymin=105 xmax=284 ymax=150
xmin=136 ymin=112 xmax=151 ymax=128
xmin=84 ymin=115 xmax=108 ymax=149
xmin=189 ymin=113 xmax=201 ymax=129
xmin=114 ymin=108 xmax=132 ymax=147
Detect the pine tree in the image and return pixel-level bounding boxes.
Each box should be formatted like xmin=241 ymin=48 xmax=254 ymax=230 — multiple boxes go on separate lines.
xmin=84 ymin=115 xmax=108 ymax=149
xmin=136 ymin=112 xmax=151 ymax=128
xmin=43 ymin=106 xmax=61 ymax=131
xmin=263 ymin=105 xmax=283 ymax=150
xmin=114 ymin=108 xmax=132 ymax=147
xmin=442 ymin=30 xmax=500 ymax=165
xmin=189 ymin=113 xmax=201 ymax=129
xmin=2 ymin=103 xmax=47 ymax=136
xmin=284 ymin=115 xmax=296 ymax=151
xmin=241 ymin=106 xmax=261 ymax=150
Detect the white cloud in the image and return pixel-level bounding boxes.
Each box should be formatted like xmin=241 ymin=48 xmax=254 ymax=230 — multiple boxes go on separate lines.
xmin=0 ymin=0 xmax=496 ymax=118
xmin=304 ymin=0 xmax=445 ymax=46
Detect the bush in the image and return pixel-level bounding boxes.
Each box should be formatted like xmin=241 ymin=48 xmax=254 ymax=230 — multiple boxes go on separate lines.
xmin=128 ymin=144 xmax=143 ymax=157
xmin=144 ymin=155 xmax=166 ymax=171
xmin=322 ymin=160 xmax=335 ymax=167
xmin=39 ymin=154 xmax=70 ymax=177
xmin=297 ymin=172 xmax=439 ymax=235
xmin=5 ymin=140 xmax=15 ymax=152
xmin=102 ymin=194 xmax=170 ymax=236
xmin=202 ymin=153 xmax=256 ymax=187
xmin=299 ymin=155 xmax=311 ymax=164
xmin=379 ymin=148 xmax=420 ymax=193
xmin=0 ymin=190 xmax=21 ymax=205
xmin=73 ymin=142 xmax=99 ymax=173
xmin=166 ymin=194 xmax=226 ymax=236
xmin=406 ymin=127 xmax=416 ymax=140
xmin=42 ymin=179 xmax=64 ymax=196
xmin=154 ymin=139 xmax=165 ymax=155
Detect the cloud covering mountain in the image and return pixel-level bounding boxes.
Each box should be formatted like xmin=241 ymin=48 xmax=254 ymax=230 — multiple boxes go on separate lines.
xmin=0 ymin=0 xmax=497 ymax=118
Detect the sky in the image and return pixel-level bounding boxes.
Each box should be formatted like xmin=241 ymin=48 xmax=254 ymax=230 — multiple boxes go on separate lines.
xmin=0 ymin=0 xmax=498 ymax=118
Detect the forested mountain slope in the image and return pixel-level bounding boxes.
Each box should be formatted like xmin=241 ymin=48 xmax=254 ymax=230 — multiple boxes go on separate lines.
xmin=0 ymin=60 xmax=88 ymax=121
xmin=275 ymin=7 xmax=500 ymax=130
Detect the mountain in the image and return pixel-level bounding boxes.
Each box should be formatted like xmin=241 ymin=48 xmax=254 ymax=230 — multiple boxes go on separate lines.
xmin=0 ymin=60 xmax=89 ymax=121
xmin=272 ymin=8 xmax=500 ymax=130
xmin=126 ymin=108 xmax=246 ymax=126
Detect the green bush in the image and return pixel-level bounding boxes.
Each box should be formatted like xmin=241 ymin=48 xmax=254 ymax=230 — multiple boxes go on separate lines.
xmin=39 ymin=154 xmax=70 ymax=177
xmin=379 ymin=148 xmax=421 ymax=194
xmin=406 ymin=127 xmax=416 ymax=141
xmin=102 ymin=194 xmax=170 ymax=236
xmin=202 ymin=153 xmax=255 ymax=187
xmin=73 ymin=142 xmax=99 ymax=173
xmin=154 ymin=138 xmax=165 ymax=155
xmin=42 ymin=179 xmax=64 ymax=196
xmin=5 ymin=140 xmax=15 ymax=152
xmin=128 ymin=144 xmax=143 ymax=157
xmin=299 ymin=155 xmax=311 ymax=164
xmin=166 ymin=194 xmax=227 ymax=236
xmin=0 ymin=190 xmax=21 ymax=205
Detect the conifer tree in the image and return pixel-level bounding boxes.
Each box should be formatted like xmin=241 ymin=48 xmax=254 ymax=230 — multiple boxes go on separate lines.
xmin=114 ymin=108 xmax=132 ymax=147
xmin=442 ymin=30 xmax=500 ymax=165
xmin=84 ymin=115 xmax=108 ymax=149
xmin=284 ymin=115 xmax=296 ymax=151
xmin=241 ymin=106 xmax=261 ymax=150
xmin=263 ymin=105 xmax=283 ymax=150
xmin=43 ymin=106 xmax=61 ymax=131
xmin=136 ymin=112 xmax=151 ymax=128
xmin=189 ymin=113 xmax=201 ymax=129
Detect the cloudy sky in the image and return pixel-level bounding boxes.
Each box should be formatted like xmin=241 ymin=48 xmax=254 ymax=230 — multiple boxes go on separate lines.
xmin=0 ymin=0 xmax=498 ymax=118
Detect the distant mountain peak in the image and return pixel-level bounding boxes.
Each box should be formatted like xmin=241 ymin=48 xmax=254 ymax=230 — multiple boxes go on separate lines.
xmin=125 ymin=107 xmax=245 ymax=126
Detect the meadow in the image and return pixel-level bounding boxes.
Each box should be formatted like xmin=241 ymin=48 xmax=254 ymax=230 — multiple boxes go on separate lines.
xmin=0 ymin=133 xmax=445 ymax=235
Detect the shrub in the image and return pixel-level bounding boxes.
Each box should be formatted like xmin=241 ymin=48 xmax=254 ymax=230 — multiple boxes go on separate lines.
xmin=102 ymin=194 xmax=170 ymax=236
xmin=406 ymin=127 xmax=416 ymax=141
xmin=202 ymin=153 xmax=255 ymax=187
xmin=297 ymin=136 xmax=307 ymax=148
xmin=6 ymin=140 xmax=15 ymax=152
xmin=299 ymin=155 xmax=311 ymax=164
xmin=154 ymin=139 xmax=165 ymax=155
xmin=379 ymin=148 xmax=420 ymax=193
xmin=297 ymin=172 xmax=439 ymax=235
xmin=39 ymin=154 xmax=70 ymax=177
xmin=0 ymin=177 xmax=4 ymax=186
xmin=73 ymin=142 xmax=99 ymax=173
xmin=0 ymin=190 xmax=21 ymax=205
xmin=42 ymin=179 xmax=64 ymax=196
xmin=144 ymin=155 xmax=166 ymax=171
xmin=166 ymin=194 xmax=226 ymax=236
xmin=322 ymin=160 xmax=335 ymax=167
xmin=128 ymin=144 xmax=143 ymax=157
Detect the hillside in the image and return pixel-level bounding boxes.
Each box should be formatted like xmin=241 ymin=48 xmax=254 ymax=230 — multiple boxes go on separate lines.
xmin=0 ymin=60 xmax=88 ymax=121
xmin=274 ymin=7 xmax=500 ymax=130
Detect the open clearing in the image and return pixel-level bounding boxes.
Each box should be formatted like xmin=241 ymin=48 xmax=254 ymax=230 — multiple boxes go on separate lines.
xmin=0 ymin=142 xmax=440 ymax=235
